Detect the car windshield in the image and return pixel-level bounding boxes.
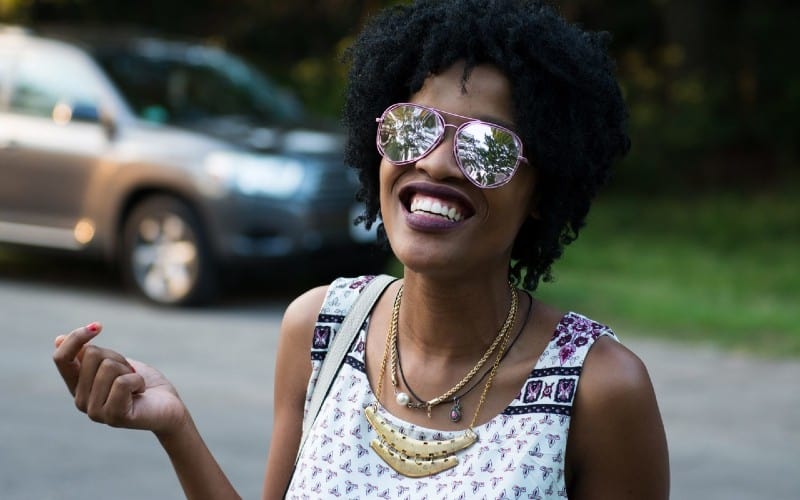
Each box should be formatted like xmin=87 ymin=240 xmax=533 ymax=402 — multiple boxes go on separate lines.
xmin=92 ymin=39 xmax=304 ymax=126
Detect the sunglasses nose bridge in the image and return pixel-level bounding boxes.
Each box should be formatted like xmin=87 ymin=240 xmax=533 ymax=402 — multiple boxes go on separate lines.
xmin=413 ymin=128 xmax=465 ymax=182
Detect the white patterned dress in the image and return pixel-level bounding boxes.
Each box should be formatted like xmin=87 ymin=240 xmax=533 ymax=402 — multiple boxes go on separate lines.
xmin=286 ymin=276 xmax=618 ymax=499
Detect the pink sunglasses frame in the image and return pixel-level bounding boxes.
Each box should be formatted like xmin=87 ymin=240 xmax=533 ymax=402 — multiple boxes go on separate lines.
xmin=375 ymin=102 xmax=528 ymax=188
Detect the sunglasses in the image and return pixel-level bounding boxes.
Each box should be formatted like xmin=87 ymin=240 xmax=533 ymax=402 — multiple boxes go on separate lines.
xmin=376 ymin=102 xmax=528 ymax=188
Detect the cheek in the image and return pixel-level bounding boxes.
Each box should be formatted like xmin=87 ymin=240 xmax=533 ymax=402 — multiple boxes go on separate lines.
xmin=490 ymin=178 xmax=537 ymax=232
xmin=378 ymin=159 xmax=401 ymax=217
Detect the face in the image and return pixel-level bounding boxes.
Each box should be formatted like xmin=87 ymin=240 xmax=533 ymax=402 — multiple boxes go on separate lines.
xmin=379 ymin=61 xmax=537 ymax=278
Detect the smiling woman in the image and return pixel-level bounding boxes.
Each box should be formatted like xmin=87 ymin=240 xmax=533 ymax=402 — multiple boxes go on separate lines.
xmin=52 ymin=1 xmax=669 ymax=499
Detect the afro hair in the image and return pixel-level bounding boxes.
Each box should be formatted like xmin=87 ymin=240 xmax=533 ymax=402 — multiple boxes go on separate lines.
xmin=343 ymin=0 xmax=630 ymax=290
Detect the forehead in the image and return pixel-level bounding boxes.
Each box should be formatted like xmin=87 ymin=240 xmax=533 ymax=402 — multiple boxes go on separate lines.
xmin=409 ymin=62 xmax=515 ymax=126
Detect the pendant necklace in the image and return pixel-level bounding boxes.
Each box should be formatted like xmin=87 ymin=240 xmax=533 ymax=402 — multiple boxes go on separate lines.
xmin=365 ymin=282 xmax=517 ymax=477
xmin=389 ymin=282 xmax=518 ymax=418
xmin=396 ymin=292 xmax=532 ymax=422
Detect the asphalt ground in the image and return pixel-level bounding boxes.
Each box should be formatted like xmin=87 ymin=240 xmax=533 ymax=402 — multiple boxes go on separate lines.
xmin=0 ymin=268 xmax=798 ymax=499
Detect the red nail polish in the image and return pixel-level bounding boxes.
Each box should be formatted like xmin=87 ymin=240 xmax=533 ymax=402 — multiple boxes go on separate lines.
xmin=87 ymin=322 xmax=99 ymax=333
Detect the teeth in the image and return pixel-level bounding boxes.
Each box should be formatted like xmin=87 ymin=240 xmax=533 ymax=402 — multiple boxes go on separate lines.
xmin=410 ymin=195 xmax=463 ymax=221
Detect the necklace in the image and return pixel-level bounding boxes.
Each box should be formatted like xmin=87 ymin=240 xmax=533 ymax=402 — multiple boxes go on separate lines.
xmin=397 ymin=292 xmax=532 ymax=422
xmin=389 ymin=282 xmax=518 ymax=418
xmin=366 ymin=282 xmax=517 ymax=477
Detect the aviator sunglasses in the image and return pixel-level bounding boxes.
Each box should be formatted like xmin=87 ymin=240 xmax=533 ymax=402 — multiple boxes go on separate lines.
xmin=376 ymin=102 xmax=528 ymax=188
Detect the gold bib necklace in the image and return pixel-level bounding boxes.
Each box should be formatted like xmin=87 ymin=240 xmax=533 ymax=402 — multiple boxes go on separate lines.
xmin=366 ymin=282 xmax=518 ymax=477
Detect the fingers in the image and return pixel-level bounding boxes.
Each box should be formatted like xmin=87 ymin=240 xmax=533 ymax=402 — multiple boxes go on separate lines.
xmin=82 ymin=356 xmax=123 ymax=419
xmin=53 ymin=322 xmax=102 ymax=395
xmin=74 ymin=345 xmax=135 ymax=414
xmin=105 ymin=373 xmax=147 ymax=426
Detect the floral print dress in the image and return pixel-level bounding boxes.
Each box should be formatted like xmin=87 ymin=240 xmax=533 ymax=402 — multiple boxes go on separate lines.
xmin=287 ymin=276 xmax=618 ymax=499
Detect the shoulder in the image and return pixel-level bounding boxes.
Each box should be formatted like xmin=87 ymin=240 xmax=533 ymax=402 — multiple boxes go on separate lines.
xmin=581 ymin=336 xmax=650 ymax=400
xmin=281 ymin=275 xmax=387 ymax=342
xmin=280 ymin=285 xmax=329 ymax=341
xmin=566 ymin=333 xmax=670 ymax=498
xmin=574 ymin=331 xmax=658 ymax=431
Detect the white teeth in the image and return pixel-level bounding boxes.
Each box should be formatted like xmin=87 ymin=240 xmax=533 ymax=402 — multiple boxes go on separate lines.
xmin=409 ymin=195 xmax=463 ymax=221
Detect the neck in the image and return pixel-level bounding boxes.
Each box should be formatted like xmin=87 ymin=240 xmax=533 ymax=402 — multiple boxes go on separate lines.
xmin=397 ymin=269 xmax=516 ymax=359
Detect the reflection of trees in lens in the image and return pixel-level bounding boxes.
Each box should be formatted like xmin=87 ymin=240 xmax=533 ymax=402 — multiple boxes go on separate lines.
xmin=382 ymin=106 xmax=439 ymax=162
xmin=458 ymin=124 xmax=518 ymax=186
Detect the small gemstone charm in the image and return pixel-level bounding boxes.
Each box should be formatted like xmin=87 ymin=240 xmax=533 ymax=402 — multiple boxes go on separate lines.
xmin=449 ymin=399 xmax=463 ymax=422
xmin=396 ymin=392 xmax=410 ymax=406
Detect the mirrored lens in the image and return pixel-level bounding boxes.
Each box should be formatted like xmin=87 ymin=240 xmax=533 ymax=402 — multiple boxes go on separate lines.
xmin=456 ymin=122 xmax=521 ymax=187
xmin=379 ymin=105 xmax=442 ymax=163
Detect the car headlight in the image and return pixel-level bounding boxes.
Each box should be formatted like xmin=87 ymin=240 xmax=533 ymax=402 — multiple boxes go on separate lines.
xmin=202 ymin=151 xmax=306 ymax=199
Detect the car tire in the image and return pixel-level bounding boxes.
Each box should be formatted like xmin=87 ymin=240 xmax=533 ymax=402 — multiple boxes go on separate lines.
xmin=121 ymin=196 xmax=217 ymax=306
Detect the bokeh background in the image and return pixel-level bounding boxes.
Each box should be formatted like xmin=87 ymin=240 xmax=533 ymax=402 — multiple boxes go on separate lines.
xmin=1 ymin=2 xmax=799 ymax=500
xmin=1 ymin=0 xmax=798 ymax=353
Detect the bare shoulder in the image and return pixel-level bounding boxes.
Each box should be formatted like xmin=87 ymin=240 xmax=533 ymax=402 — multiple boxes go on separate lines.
xmin=580 ymin=336 xmax=654 ymax=404
xmin=280 ymin=285 xmax=330 ymax=343
xmin=567 ymin=335 xmax=670 ymax=499
xmin=274 ymin=284 xmax=331 ymax=412
xmin=262 ymin=284 xmax=329 ymax=498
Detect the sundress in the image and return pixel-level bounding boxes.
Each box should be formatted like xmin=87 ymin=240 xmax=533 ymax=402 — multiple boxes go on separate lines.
xmin=287 ymin=275 xmax=618 ymax=499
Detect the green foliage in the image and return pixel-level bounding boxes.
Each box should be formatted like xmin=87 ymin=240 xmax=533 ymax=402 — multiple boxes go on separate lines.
xmin=385 ymin=192 xmax=800 ymax=357
xmin=536 ymin=193 xmax=800 ymax=357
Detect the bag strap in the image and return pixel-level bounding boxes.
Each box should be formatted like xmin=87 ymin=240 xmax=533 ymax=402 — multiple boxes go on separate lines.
xmin=295 ymin=274 xmax=397 ymax=464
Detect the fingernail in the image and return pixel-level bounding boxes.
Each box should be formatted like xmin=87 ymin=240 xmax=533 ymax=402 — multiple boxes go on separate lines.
xmin=86 ymin=322 xmax=100 ymax=333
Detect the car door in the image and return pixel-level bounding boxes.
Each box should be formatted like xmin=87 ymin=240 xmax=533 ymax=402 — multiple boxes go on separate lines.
xmin=0 ymin=38 xmax=113 ymax=250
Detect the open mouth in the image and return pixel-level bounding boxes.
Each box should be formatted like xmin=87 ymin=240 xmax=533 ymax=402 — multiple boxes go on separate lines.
xmin=399 ymin=184 xmax=475 ymax=223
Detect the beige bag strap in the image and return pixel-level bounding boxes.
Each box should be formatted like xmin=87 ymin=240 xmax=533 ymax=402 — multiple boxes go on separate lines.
xmin=295 ymin=274 xmax=396 ymax=464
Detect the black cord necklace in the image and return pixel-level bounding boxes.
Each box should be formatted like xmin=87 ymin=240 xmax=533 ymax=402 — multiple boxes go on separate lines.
xmin=396 ymin=291 xmax=533 ymax=422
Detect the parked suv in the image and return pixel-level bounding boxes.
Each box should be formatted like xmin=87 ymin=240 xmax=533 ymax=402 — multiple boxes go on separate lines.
xmin=0 ymin=26 xmax=378 ymax=305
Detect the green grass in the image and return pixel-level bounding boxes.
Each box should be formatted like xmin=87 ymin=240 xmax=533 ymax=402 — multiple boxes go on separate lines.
xmin=536 ymin=193 xmax=800 ymax=357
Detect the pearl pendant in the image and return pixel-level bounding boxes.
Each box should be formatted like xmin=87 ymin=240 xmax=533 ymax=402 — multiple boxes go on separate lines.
xmin=395 ymin=392 xmax=410 ymax=406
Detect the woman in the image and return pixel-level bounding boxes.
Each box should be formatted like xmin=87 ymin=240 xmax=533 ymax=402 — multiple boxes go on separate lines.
xmin=53 ymin=1 xmax=669 ymax=498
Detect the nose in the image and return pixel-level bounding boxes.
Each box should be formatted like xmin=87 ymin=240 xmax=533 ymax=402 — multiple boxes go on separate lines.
xmin=414 ymin=125 xmax=464 ymax=182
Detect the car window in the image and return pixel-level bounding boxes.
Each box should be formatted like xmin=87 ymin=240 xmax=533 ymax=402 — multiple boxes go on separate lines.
xmin=93 ymin=43 xmax=304 ymax=126
xmin=9 ymin=44 xmax=103 ymax=119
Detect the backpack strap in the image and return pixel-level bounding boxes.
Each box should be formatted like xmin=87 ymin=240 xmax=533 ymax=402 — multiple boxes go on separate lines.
xmin=295 ymin=274 xmax=397 ymax=464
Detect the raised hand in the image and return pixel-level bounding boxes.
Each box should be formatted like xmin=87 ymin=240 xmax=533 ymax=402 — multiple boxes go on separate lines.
xmin=53 ymin=323 xmax=188 ymax=435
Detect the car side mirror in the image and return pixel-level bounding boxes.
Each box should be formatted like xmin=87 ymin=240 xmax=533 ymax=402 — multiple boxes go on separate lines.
xmin=67 ymin=102 xmax=117 ymax=139
xmin=70 ymin=102 xmax=101 ymax=123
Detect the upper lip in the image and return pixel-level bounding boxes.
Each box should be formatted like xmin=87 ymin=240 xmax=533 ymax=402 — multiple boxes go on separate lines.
xmin=398 ymin=181 xmax=476 ymax=217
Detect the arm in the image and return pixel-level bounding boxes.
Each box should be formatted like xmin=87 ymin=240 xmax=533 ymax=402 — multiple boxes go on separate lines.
xmin=261 ymin=285 xmax=329 ymax=500
xmin=53 ymin=324 xmax=240 ymax=500
xmin=566 ymin=336 xmax=670 ymax=499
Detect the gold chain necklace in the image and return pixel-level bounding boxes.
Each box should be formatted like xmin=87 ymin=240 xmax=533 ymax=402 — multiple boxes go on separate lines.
xmin=366 ymin=283 xmax=518 ymax=477
xmin=389 ymin=282 xmax=518 ymax=418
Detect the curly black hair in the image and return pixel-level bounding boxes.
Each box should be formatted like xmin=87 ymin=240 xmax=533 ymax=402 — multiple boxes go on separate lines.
xmin=343 ymin=0 xmax=630 ymax=291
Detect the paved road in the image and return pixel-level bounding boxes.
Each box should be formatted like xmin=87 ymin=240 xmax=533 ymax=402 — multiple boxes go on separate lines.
xmin=0 ymin=269 xmax=798 ymax=499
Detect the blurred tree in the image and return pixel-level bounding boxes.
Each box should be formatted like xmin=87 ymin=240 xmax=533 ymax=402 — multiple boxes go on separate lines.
xmin=568 ymin=0 xmax=799 ymax=191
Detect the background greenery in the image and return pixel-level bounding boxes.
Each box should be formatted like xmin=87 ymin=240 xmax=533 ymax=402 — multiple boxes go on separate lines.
xmin=2 ymin=0 xmax=797 ymax=356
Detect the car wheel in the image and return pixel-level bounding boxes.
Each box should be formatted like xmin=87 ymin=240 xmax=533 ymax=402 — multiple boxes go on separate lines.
xmin=121 ymin=196 xmax=216 ymax=306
